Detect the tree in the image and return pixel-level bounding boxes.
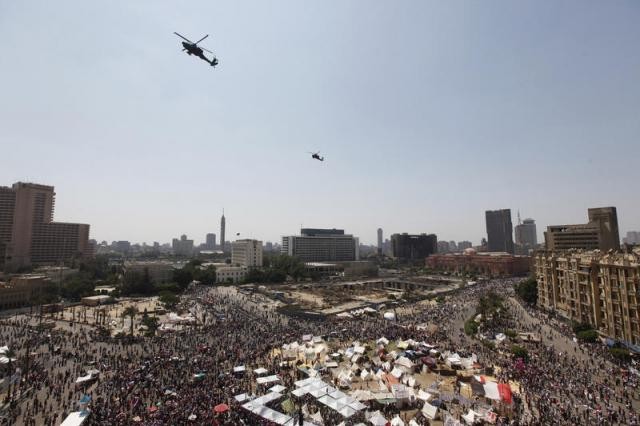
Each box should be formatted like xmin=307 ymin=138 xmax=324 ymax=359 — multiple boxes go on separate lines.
xmin=610 ymin=347 xmax=631 ymax=362
xmin=141 ymin=315 xmax=159 ymax=337
xmin=464 ymin=319 xmax=479 ymax=335
xmin=61 ymin=273 xmax=95 ymax=301
xmin=122 ymin=306 xmax=138 ymax=336
xmin=515 ymin=277 xmax=538 ymax=305
xmin=121 ymin=268 xmax=155 ymax=296
xmin=159 ymin=291 xmax=179 ymax=309
xmin=4 ymin=348 xmax=16 ymax=402
xmin=576 ymin=329 xmax=598 ymax=343
xmin=194 ymin=265 xmax=216 ymax=285
xmin=511 ymin=344 xmax=529 ymax=361
xmin=173 ymin=268 xmax=194 ymax=290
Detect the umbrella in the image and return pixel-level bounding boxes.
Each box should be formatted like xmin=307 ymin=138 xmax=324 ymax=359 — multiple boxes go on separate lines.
xmin=213 ymin=403 xmax=230 ymax=413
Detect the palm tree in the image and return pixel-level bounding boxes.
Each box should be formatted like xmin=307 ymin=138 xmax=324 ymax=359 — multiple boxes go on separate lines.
xmin=121 ymin=306 xmax=138 ymax=336
xmin=4 ymin=348 xmax=16 ymax=402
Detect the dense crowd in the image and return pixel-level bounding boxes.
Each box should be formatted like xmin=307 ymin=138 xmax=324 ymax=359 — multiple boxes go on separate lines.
xmin=0 ymin=279 xmax=638 ymax=425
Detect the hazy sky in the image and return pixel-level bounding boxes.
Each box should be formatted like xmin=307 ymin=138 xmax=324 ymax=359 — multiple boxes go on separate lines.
xmin=1 ymin=1 xmax=639 ymax=246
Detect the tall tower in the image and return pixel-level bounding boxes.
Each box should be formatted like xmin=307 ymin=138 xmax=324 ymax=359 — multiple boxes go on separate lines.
xmin=377 ymin=228 xmax=383 ymax=255
xmin=220 ymin=209 xmax=226 ymax=251
xmin=485 ymin=209 xmax=514 ymax=254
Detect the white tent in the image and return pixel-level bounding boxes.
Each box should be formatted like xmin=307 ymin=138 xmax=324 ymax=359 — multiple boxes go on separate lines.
xmin=233 ymin=366 xmax=246 ymax=373
xmin=394 ymin=356 xmax=413 ymax=369
xmin=256 ymin=375 xmax=280 ymax=385
xmin=391 ymin=415 xmax=405 ymax=426
xmin=368 ymin=411 xmax=388 ymax=426
xmin=483 ymin=381 xmax=501 ymax=400
xmin=422 ymin=402 xmax=438 ymax=420
xmin=234 ymin=393 xmax=250 ymax=402
xmin=376 ymin=337 xmax=389 ymax=345
xmin=390 ymin=367 xmax=404 ymax=379
xmin=417 ymin=390 xmax=433 ymax=401
xmin=462 ymin=409 xmax=481 ymax=425
xmin=269 ymin=384 xmax=286 ymax=393
xmin=60 ymin=411 xmax=90 ymax=426
xmin=254 ymin=367 xmax=269 ymax=375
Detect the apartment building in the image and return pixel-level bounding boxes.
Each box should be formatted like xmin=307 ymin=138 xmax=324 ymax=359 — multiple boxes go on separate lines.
xmin=535 ymin=249 xmax=640 ymax=346
xmin=0 ymin=182 xmax=91 ymax=269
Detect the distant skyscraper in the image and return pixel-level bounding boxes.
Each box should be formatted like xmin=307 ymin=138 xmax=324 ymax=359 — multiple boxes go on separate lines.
xmin=624 ymin=231 xmax=640 ymax=245
xmin=515 ymin=218 xmax=537 ymax=252
xmin=485 ymin=209 xmax=514 ymax=254
xmin=458 ymin=241 xmax=473 ymax=251
xmin=172 ymin=234 xmax=194 ymax=256
xmin=205 ymin=233 xmax=216 ymax=250
xmin=437 ymin=240 xmax=450 ymax=253
xmin=114 ymin=241 xmax=132 ymax=255
xmin=220 ymin=209 xmax=226 ymax=251
xmin=391 ymin=233 xmax=437 ymax=262
xmin=377 ymin=228 xmax=383 ymax=255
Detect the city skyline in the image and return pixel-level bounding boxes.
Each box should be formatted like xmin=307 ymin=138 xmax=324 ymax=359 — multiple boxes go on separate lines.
xmin=1 ymin=1 xmax=639 ymax=246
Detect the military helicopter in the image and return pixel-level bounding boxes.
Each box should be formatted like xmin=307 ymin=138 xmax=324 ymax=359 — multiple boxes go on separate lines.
xmin=174 ymin=32 xmax=219 ymax=67
xmin=308 ymin=151 xmax=324 ymax=162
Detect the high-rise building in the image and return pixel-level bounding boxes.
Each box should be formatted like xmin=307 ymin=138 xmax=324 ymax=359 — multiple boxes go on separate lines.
xmin=588 ymin=207 xmax=620 ymax=251
xmin=437 ymin=241 xmax=450 ymax=253
xmin=281 ymin=228 xmax=359 ymax=262
xmin=220 ymin=210 xmax=226 ymax=251
xmin=624 ymin=231 xmax=640 ymax=245
xmin=535 ymin=249 xmax=640 ymax=346
xmin=458 ymin=241 xmax=473 ymax=251
xmin=391 ymin=233 xmax=437 ymax=262
xmin=515 ymin=218 xmax=537 ymax=254
xmin=0 ymin=182 xmax=91 ymax=269
xmin=485 ymin=209 xmax=514 ymax=254
xmin=377 ymin=228 xmax=383 ymax=255
xmin=172 ymin=234 xmax=194 ymax=256
xmin=205 ymin=233 xmax=216 ymax=250
xmin=448 ymin=241 xmax=457 ymax=252
xmin=545 ymin=207 xmax=620 ymax=251
xmin=232 ymin=239 xmax=263 ymax=267
xmin=113 ymin=241 xmax=131 ymax=255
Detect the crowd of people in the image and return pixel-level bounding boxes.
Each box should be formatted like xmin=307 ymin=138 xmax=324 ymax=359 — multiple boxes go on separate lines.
xmin=0 ymin=278 xmax=638 ymax=425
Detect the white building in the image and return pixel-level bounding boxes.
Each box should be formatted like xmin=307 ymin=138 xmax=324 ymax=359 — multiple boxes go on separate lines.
xmin=216 ymin=266 xmax=247 ymax=283
xmin=281 ymin=228 xmax=359 ymax=262
xmin=232 ymin=239 xmax=263 ymax=267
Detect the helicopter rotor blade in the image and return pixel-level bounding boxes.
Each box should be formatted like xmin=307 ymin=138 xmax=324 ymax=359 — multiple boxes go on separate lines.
xmin=194 ymin=34 xmax=209 ymax=45
xmin=201 ymin=47 xmax=214 ymax=54
xmin=174 ymin=32 xmax=194 ymax=44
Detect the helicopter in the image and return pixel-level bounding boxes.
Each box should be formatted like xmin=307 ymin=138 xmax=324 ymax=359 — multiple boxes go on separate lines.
xmin=174 ymin=32 xmax=219 ymax=67
xmin=308 ymin=151 xmax=324 ymax=162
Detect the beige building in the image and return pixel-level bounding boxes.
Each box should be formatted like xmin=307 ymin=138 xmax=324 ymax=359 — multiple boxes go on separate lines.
xmin=535 ymin=249 xmax=640 ymax=346
xmin=123 ymin=260 xmax=180 ymax=284
xmin=0 ymin=182 xmax=91 ymax=269
xmin=216 ymin=266 xmax=247 ymax=283
xmin=231 ymin=239 xmax=263 ymax=267
xmin=0 ymin=275 xmax=52 ymax=310
xmin=545 ymin=207 xmax=620 ymax=251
